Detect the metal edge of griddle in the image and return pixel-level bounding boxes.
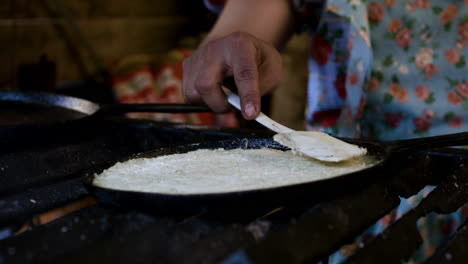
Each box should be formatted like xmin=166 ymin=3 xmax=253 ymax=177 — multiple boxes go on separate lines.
xmin=0 ymin=91 xmax=99 ymax=114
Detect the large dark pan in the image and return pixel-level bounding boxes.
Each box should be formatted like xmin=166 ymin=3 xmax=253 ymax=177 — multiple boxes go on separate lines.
xmin=0 ymin=91 xmax=211 ymax=126
xmin=83 ymin=132 xmax=468 ymax=217
xmin=0 ymin=91 xmax=212 ymax=147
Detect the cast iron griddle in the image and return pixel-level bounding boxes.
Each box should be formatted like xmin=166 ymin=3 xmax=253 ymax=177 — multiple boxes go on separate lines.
xmin=0 ymin=91 xmax=211 ymax=126
xmin=0 ymin=101 xmax=87 ymax=125
xmin=84 ymin=132 xmax=468 ymax=216
xmin=84 ymin=137 xmax=385 ymax=216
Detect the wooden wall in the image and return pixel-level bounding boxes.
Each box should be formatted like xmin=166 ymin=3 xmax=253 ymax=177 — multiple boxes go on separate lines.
xmin=0 ymin=0 xmax=208 ymax=89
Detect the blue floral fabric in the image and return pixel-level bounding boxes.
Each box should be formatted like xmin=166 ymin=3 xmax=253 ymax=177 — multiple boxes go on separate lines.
xmin=304 ymin=0 xmax=468 ymax=140
xmin=298 ymin=1 xmax=468 ymax=262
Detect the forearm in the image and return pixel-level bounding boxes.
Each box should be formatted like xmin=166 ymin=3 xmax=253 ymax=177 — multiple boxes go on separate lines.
xmin=201 ymin=0 xmax=296 ymax=49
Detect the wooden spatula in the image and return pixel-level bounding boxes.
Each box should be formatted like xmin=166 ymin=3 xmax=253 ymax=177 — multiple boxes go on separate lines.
xmin=223 ymin=87 xmax=367 ymax=162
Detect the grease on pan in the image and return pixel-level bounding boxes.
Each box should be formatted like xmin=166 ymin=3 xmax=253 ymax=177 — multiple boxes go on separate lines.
xmin=93 ymin=148 xmax=379 ymax=195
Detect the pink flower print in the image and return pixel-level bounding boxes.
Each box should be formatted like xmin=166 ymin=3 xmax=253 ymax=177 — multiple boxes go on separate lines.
xmin=456 ymin=40 xmax=466 ymax=49
xmin=406 ymin=2 xmax=415 ymax=12
xmin=445 ymin=48 xmax=461 ymax=64
xmin=440 ymin=4 xmax=458 ymax=25
xmin=312 ymin=109 xmax=341 ymax=128
xmin=448 ymin=91 xmax=461 ymax=105
xmin=415 ymin=48 xmax=433 ymax=69
xmin=457 ymin=82 xmax=468 ymax=98
xmin=413 ymin=116 xmax=431 ymax=132
xmin=368 ymin=2 xmax=385 ymax=23
xmin=398 ymin=65 xmax=409 ymax=74
xmin=449 ymin=116 xmax=463 ymax=128
xmin=368 ymin=77 xmax=380 ymax=92
xmin=387 ymin=19 xmax=402 ymax=33
xmin=384 ymin=112 xmax=404 ymax=128
xmin=415 ymin=85 xmax=430 ymax=101
xmin=389 ymin=83 xmax=408 ymax=102
xmin=384 ymin=0 xmax=396 ymax=7
xmin=424 ymin=64 xmax=439 ymax=80
xmin=415 ymin=0 xmax=430 ymax=8
xmin=459 ymin=22 xmax=468 ymax=42
xmin=348 ymin=72 xmax=360 ymax=86
xmin=380 ymin=211 xmax=396 ymax=226
xmin=311 ymin=35 xmax=333 ymax=65
xmin=396 ymin=28 xmax=411 ymax=48
xmin=424 ymin=109 xmax=434 ymax=119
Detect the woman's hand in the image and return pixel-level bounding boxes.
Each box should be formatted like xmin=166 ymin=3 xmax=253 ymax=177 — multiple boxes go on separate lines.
xmin=182 ymin=32 xmax=283 ymax=120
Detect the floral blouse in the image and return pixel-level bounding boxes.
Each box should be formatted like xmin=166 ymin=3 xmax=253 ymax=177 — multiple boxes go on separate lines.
xmin=296 ymin=1 xmax=467 ymax=262
xmin=302 ymin=0 xmax=468 ymax=140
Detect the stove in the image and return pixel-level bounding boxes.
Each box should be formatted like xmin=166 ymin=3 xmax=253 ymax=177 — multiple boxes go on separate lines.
xmin=0 ymin=118 xmax=467 ymax=264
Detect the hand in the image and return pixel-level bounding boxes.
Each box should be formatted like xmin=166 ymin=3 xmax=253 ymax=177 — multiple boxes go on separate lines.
xmin=182 ymin=32 xmax=283 ymax=120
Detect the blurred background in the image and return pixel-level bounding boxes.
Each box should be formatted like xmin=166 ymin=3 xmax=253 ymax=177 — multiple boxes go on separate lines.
xmin=0 ymin=0 xmax=308 ymax=129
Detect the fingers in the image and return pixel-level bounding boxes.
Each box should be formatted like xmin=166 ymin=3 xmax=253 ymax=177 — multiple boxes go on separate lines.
xmin=227 ymin=32 xmax=261 ymax=119
xmin=182 ymin=57 xmax=201 ymax=103
xmin=194 ymin=62 xmax=230 ymax=113
xmin=182 ymin=31 xmax=283 ymax=119
xmin=182 ymin=42 xmax=230 ymax=112
xmin=197 ymin=43 xmax=231 ymax=112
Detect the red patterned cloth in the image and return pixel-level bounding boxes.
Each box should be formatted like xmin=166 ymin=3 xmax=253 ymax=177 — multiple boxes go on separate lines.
xmin=109 ymin=49 xmax=238 ymax=127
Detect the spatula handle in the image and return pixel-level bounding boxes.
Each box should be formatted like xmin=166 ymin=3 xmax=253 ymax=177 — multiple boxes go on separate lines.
xmin=97 ymin=103 xmax=212 ymax=115
xmin=222 ymin=86 xmax=293 ymax=134
xmin=255 ymin=113 xmax=294 ymax=134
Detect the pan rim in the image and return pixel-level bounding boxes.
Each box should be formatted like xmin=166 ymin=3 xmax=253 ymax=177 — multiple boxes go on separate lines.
xmin=0 ymin=90 xmax=100 ymax=115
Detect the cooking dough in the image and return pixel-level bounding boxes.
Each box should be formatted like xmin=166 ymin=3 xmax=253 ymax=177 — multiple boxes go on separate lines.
xmin=93 ymin=148 xmax=378 ymax=194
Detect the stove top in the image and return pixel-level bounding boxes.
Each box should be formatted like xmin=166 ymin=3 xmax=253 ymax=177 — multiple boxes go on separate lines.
xmin=0 ymin=118 xmax=467 ymax=264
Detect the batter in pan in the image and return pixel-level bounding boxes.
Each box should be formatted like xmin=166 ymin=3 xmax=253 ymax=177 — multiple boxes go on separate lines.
xmin=93 ymin=148 xmax=377 ymax=194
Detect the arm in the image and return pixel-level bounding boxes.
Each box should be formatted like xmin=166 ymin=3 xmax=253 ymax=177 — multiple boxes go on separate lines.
xmin=182 ymin=0 xmax=296 ymax=120
xmin=202 ymin=0 xmax=295 ymax=49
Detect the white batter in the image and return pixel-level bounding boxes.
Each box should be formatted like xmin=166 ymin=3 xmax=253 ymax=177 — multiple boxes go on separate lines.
xmin=93 ymin=148 xmax=378 ymax=194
